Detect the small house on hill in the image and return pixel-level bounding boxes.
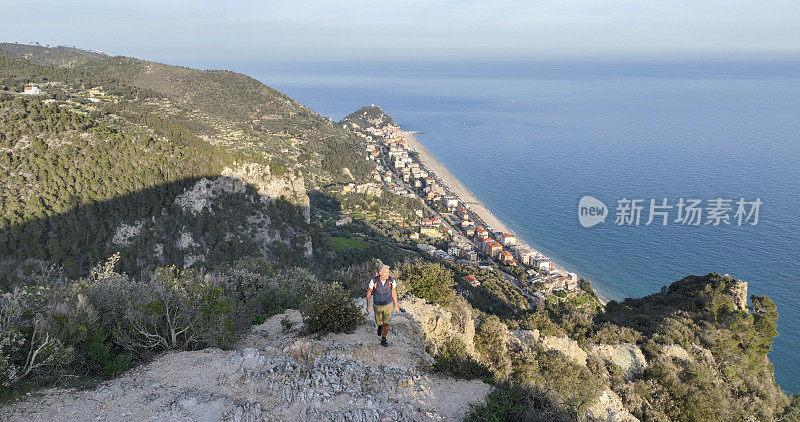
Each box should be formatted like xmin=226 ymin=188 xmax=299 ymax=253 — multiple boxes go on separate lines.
xmin=462 ymin=275 xmax=480 ymax=287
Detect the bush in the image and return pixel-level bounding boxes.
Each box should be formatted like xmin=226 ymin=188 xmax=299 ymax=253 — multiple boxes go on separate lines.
xmin=433 ymin=339 xmax=492 ymax=380
xmin=475 ymin=315 xmax=513 ymax=379
xmin=465 ymin=384 xmax=528 ymax=422
xmin=0 ymin=287 xmax=72 ymax=387
xmin=466 ymin=382 xmax=566 ymax=422
xmin=83 ymin=327 xmax=132 ymax=377
xmin=301 ymin=282 xmax=365 ymax=335
xmin=114 ymin=267 xmax=235 ymax=355
xmin=399 ymin=260 xmax=455 ymax=306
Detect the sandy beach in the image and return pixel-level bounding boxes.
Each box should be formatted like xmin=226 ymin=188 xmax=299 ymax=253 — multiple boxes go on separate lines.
xmin=402 ymin=131 xmax=514 ymax=234
xmin=401 ymin=130 xmax=580 ymax=282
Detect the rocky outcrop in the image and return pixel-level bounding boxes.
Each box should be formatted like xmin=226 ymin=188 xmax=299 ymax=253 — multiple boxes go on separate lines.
xmin=4 ymin=307 xmax=491 ymax=421
xmin=111 ymin=221 xmax=143 ymax=247
xmin=508 ymin=329 xmax=540 ymax=352
xmin=393 ymin=297 xmax=479 ymax=358
xmin=585 ymin=343 xmax=647 ymax=378
xmin=726 ymin=276 xmax=748 ymax=311
xmin=540 ymin=335 xmax=588 ymax=366
xmin=662 ymin=344 xmax=692 ymax=362
xmin=221 ymin=163 xmax=310 ymax=223
xmin=586 ymin=389 xmax=640 ymax=422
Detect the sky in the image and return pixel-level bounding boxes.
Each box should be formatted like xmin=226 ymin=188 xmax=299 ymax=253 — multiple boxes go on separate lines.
xmin=2 ymin=0 xmax=799 ymax=62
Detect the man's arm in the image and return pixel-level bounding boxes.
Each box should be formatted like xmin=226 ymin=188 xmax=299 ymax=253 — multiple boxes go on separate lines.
xmin=391 ymin=286 xmax=399 ymax=313
xmin=366 ymin=287 xmax=372 ymax=313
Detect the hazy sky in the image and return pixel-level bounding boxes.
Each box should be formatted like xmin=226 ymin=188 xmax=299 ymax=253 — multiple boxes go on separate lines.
xmin=2 ymin=0 xmax=799 ymax=62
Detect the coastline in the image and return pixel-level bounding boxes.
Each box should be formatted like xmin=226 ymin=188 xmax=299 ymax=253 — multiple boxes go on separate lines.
xmin=401 ymin=131 xmax=514 ymax=235
xmin=401 ymin=130 xmax=608 ymax=305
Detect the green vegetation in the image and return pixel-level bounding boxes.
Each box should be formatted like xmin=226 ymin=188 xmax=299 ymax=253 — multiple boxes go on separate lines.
xmin=330 ymin=236 xmax=367 ymax=251
xmin=301 ymin=282 xmax=365 ymax=335
xmin=399 ymin=259 xmax=455 ymax=306
xmin=433 ymin=339 xmax=492 ymax=381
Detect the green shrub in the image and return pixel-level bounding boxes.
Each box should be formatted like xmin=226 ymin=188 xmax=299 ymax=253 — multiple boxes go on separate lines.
xmin=433 ymin=339 xmax=492 ymax=381
xmin=114 ymin=267 xmax=235 ymax=355
xmin=83 ymin=327 xmax=132 ymax=377
xmin=245 ymin=287 xmax=301 ymax=325
xmin=399 ymin=260 xmax=455 ymax=306
xmin=465 ymin=384 xmax=528 ymax=422
xmin=301 ymin=282 xmax=365 ymax=335
xmin=475 ymin=315 xmax=512 ymax=379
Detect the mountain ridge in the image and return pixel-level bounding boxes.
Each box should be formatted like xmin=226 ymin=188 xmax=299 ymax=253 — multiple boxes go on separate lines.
xmin=1 ymin=43 xmax=797 ymax=421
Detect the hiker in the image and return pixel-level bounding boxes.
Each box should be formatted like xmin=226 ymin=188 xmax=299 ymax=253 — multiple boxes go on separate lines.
xmin=366 ymin=265 xmax=400 ymax=347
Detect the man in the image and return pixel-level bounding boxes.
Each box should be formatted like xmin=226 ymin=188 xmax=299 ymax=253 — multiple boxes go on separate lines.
xmin=366 ymin=264 xmax=400 ymax=347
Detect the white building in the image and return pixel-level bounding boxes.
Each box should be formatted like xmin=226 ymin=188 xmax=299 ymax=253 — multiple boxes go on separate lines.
xmin=23 ymin=86 xmax=41 ymax=95
xmin=531 ymin=256 xmax=551 ymax=271
xmin=497 ymin=233 xmax=517 ymax=246
xmin=442 ymin=196 xmax=459 ymax=209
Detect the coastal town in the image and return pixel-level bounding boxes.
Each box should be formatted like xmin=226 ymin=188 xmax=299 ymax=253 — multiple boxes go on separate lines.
xmin=341 ymin=107 xmax=587 ymax=308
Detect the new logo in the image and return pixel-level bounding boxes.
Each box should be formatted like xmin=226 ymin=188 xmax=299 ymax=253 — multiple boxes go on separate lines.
xmin=578 ymin=196 xmax=607 ymax=228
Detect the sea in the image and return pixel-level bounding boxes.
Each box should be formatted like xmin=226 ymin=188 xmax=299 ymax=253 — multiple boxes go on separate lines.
xmin=183 ymin=59 xmax=800 ymax=393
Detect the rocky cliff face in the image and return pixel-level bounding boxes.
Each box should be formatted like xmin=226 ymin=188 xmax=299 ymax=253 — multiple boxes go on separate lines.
xmin=4 ymin=304 xmax=491 ymax=421
xmin=221 ymin=163 xmax=311 ymax=223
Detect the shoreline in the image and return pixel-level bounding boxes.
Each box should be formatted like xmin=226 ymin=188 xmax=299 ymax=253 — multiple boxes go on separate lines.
xmin=401 ymin=130 xmax=608 ymax=305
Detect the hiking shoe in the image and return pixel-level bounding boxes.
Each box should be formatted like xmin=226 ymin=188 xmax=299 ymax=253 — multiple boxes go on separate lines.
xmin=377 ymin=325 xmax=382 ymax=336
xmin=381 ymin=337 xmax=388 ymax=347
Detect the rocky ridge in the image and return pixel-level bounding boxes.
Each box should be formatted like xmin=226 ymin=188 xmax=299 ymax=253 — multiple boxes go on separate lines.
xmin=3 ymin=301 xmax=491 ymax=421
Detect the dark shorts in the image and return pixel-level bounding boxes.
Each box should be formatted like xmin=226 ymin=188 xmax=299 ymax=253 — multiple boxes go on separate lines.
xmin=374 ymin=304 xmax=393 ymax=325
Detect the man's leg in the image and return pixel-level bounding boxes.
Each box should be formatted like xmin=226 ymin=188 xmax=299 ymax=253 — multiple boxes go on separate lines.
xmin=380 ymin=308 xmax=392 ymax=346
xmin=374 ymin=306 xmax=382 ymax=336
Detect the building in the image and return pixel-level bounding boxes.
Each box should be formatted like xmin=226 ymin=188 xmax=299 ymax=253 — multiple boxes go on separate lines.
xmin=464 ymin=225 xmax=476 ymax=237
xmin=442 ymin=196 xmax=459 ymax=209
xmin=462 ymin=275 xmax=480 ymax=287
xmin=335 ymin=214 xmax=352 ymax=226
xmin=484 ymin=241 xmax=503 ymax=258
xmin=531 ymin=255 xmax=551 ymax=271
xmin=420 ymin=227 xmax=443 ymax=238
xmin=518 ymin=249 xmax=537 ymax=266
xmin=475 ymin=226 xmax=489 ymax=239
xmin=497 ymin=233 xmax=517 ymax=246
xmin=416 ymin=243 xmax=437 ymax=254
xmin=500 ymin=250 xmax=516 ymax=265
xmin=566 ymin=272 xmax=579 ymax=290
xmin=464 ymin=250 xmax=479 ymax=263
xmin=433 ymin=250 xmax=455 ymax=261
xmin=23 ymin=86 xmax=40 ymax=95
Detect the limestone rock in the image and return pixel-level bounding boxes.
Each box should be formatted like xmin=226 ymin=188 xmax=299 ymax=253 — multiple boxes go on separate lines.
xmin=540 ymin=336 xmax=588 ymax=366
xmin=586 ymin=343 xmax=647 ymax=378
xmin=585 ymin=389 xmax=640 ymax=422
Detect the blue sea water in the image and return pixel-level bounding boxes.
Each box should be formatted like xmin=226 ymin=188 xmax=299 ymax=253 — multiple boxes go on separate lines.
xmin=188 ymin=60 xmax=800 ymax=393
